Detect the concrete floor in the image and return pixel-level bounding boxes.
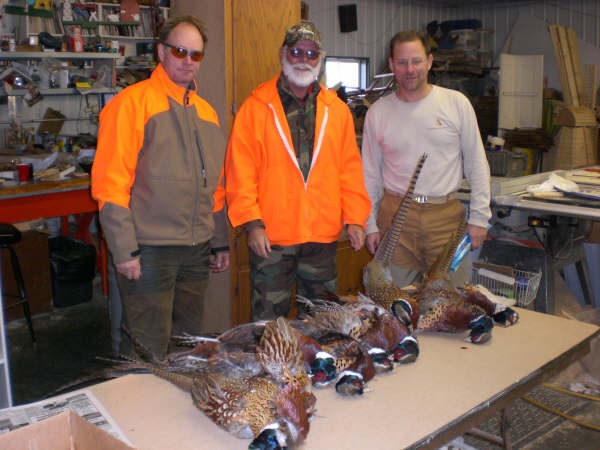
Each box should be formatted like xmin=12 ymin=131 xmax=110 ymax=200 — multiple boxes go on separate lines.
xmin=4 ymin=277 xmax=600 ymax=449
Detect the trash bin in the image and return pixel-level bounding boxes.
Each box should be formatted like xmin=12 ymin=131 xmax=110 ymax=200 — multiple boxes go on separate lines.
xmin=48 ymin=236 xmax=96 ymax=307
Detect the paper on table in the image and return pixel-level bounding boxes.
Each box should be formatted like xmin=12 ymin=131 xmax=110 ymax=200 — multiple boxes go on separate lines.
xmin=526 ymin=173 xmax=580 ymax=194
xmin=0 ymin=389 xmax=133 ymax=446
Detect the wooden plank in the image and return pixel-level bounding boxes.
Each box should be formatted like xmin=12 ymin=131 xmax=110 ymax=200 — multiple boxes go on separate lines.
xmin=555 ymin=105 xmax=597 ymax=126
xmin=566 ymin=28 xmax=585 ymax=105
xmin=583 ymin=126 xmax=598 ymax=166
xmin=557 ymin=26 xmax=579 ymax=106
xmin=583 ymin=64 xmax=598 ymax=109
xmin=0 ymin=177 xmax=90 ymax=197
xmin=548 ymin=25 xmax=573 ymax=105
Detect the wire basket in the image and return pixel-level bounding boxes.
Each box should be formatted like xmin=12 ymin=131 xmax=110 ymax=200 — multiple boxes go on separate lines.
xmin=485 ymin=150 xmax=527 ymax=177
xmin=470 ymin=264 xmax=542 ymax=307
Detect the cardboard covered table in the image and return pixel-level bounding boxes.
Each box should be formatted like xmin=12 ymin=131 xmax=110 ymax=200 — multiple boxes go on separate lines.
xmin=87 ymin=308 xmax=598 ymax=449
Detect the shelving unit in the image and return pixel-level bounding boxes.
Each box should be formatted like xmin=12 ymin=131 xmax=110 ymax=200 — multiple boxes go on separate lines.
xmin=4 ymin=3 xmax=64 ymax=40
xmin=95 ymin=3 xmax=169 ymax=41
xmin=6 ymin=87 xmax=116 ymax=96
xmin=4 ymin=2 xmax=169 ymax=43
xmin=0 ymin=51 xmax=119 ymax=92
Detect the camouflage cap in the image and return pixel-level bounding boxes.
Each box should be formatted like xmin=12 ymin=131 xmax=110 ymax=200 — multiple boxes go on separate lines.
xmin=283 ymin=22 xmax=322 ymax=49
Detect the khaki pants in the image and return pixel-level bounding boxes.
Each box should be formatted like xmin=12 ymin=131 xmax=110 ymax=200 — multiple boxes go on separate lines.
xmin=377 ymin=192 xmax=469 ymax=287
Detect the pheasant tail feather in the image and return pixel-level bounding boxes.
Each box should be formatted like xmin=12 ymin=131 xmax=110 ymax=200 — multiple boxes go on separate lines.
xmin=375 ymin=153 xmax=428 ymax=264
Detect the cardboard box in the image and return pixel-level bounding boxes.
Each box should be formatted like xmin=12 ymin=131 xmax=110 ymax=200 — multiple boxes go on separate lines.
xmin=0 ymin=410 xmax=135 ymax=450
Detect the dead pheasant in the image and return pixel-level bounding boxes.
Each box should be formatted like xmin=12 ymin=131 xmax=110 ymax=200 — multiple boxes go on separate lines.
xmin=119 ymin=317 xmax=315 ymax=449
xmin=297 ymin=293 xmax=417 ymax=376
xmin=363 ymin=154 xmax=518 ymax=343
xmin=299 ymin=292 xmax=418 ymax=364
xmin=363 ymin=154 xmax=428 ymax=330
xmin=171 ymin=319 xmax=335 ymax=387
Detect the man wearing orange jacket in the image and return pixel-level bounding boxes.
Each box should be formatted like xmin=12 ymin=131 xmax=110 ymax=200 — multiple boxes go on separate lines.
xmin=225 ymin=22 xmax=371 ymax=321
xmin=92 ymin=16 xmax=229 ymax=359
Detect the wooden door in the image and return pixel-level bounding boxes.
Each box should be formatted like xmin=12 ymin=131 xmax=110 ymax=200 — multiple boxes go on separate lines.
xmin=228 ymin=0 xmax=300 ymax=325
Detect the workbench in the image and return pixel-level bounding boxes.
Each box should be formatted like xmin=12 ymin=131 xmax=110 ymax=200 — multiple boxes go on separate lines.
xmin=0 ymin=177 xmax=107 ymax=296
xmin=87 ymin=308 xmax=598 ymax=449
xmin=485 ymin=169 xmax=600 ymax=313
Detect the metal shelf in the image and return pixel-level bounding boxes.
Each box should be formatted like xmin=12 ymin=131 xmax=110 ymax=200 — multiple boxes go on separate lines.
xmin=5 ymin=87 xmax=116 ymax=96
xmin=0 ymin=51 xmax=120 ymax=60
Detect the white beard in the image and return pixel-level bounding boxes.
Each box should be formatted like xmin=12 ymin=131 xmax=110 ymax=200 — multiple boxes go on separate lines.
xmin=281 ymin=56 xmax=322 ymax=88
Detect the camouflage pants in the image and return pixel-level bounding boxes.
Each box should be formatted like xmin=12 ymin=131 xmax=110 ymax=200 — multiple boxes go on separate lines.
xmin=249 ymin=242 xmax=338 ymax=321
xmin=117 ymin=242 xmax=210 ymax=360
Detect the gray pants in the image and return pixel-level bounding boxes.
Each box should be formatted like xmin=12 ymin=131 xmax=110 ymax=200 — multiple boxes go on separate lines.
xmin=117 ymin=243 xmax=211 ymax=359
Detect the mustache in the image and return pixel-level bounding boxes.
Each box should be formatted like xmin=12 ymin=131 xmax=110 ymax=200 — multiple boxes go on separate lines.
xmin=291 ymin=63 xmax=314 ymax=70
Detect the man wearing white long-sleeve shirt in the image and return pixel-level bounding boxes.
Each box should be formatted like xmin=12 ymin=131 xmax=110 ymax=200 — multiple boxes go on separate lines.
xmin=362 ymin=30 xmax=491 ymax=287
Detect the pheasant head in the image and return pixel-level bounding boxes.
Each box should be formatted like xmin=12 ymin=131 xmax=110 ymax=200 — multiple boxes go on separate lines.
xmin=335 ymin=370 xmax=365 ymax=396
xmin=309 ymin=351 xmax=336 ymax=386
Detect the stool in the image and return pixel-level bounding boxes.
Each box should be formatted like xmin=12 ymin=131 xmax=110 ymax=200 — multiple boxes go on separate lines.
xmin=0 ymin=223 xmax=36 ymax=344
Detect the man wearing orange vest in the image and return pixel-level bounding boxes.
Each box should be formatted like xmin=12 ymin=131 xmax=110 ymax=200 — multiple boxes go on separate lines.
xmin=92 ymin=16 xmax=229 ymax=359
xmin=225 ymin=22 xmax=371 ymax=321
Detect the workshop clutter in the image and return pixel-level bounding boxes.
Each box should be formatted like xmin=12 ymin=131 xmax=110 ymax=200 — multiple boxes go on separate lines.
xmin=428 ymin=19 xmax=495 ymax=75
xmin=48 ymin=236 xmax=96 ymax=308
xmin=0 ymin=137 xmax=96 ymax=184
xmin=485 ymin=135 xmax=528 ymax=177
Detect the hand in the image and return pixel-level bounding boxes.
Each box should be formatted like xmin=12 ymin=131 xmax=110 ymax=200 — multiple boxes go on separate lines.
xmin=365 ymin=232 xmax=381 ymax=255
xmin=209 ymin=251 xmax=230 ymax=273
xmin=467 ymin=224 xmax=488 ymax=249
xmin=247 ymin=227 xmax=271 ymax=258
xmin=116 ymin=258 xmax=141 ymax=280
xmin=347 ymin=224 xmax=366 ymax=251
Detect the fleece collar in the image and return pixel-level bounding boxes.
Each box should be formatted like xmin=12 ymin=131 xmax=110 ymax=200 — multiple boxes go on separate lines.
xmin=151 ymin=63 xmax=198 ymax=105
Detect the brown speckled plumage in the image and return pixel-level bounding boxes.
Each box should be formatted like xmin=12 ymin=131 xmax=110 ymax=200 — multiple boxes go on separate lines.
xmin=120 ymin=317 xmax=315 ymax=445
xmin=363 ymin=153 xmax=514 ymax=340
xmin=191 ymin=372 xmax=280 ymax=439
xmin=256 ymin=317 xmax=311 ymax=393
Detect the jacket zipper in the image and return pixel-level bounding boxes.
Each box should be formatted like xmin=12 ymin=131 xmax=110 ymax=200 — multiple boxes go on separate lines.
xmin=195 ymin=131 xmax=208 ymax=188
xmin=184 ymin=83 xmax=200 ymax=245
xmin=268 ymin=103 xmax=329 ymax=231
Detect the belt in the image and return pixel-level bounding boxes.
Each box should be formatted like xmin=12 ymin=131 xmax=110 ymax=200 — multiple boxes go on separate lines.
xmin=385 ymin=188 xmax=459 ymax=204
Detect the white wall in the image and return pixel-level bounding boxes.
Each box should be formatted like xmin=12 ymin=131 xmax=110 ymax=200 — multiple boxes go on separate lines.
xmin=304 ymin=0 xmax=457 ymax=81
xmin=304 ymin=0 xmax=600 ymax=87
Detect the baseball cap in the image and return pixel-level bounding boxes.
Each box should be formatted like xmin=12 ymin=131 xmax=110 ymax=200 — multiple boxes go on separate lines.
xmin=283 ymin=22 xmax=322 ymax=49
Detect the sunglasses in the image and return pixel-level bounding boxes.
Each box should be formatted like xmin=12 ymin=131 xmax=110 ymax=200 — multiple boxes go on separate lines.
xmin=287 ymin=47 xmax=320 ymax=60
xmin=162 ymin=42 xmax=204 ymax=62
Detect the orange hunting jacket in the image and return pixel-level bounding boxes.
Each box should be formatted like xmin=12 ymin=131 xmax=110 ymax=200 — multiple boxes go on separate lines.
xmin=225 ymin=75 xmax=371 ymax=246
xmin=91 ymin=64 xmax=228 ymax=264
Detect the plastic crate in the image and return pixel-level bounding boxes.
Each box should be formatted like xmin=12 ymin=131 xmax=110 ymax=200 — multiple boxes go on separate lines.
xmin=485 ymin=149 xmax=527 ymax=177
xmin=470 ymin=262 xmax=541 ymax=307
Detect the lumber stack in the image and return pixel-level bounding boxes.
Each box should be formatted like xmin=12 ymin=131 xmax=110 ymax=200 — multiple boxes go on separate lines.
xmin=548 ymin=25 xmax=598 ymax=169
